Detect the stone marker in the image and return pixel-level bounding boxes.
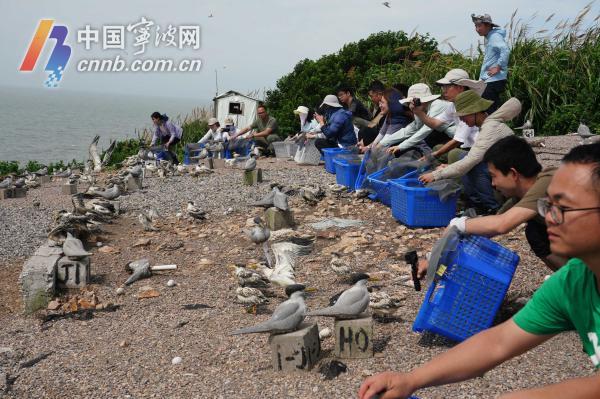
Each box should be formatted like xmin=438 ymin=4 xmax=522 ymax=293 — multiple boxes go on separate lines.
xmin=243 ymin=169 xmax=262 ymax=185
xmin=268 ymin=323 xmax=320 ymax=372
xmin=20 ymin=253 xmax=59 ymax=314
xmin=265 ymin=207 xmax=294 ymax=231
xmin=212 ymin=158 xmax=226 ymax=169
xmin=11 ymin=187 xmax=27 ymax=198
xmin=124 ymin=174 xmax=143 ymax=192
xmin=334 ymin=315 xmax=374 ymax=359
xmin=0 ymin=188 xmax=14 ymax=200
xmin=61 ymin=182 xmax=77 ymax=195
xmin=39 ymin=175 xmax=51 ymax=184
xmin=56 ymin=256 xmax=91 ymax=289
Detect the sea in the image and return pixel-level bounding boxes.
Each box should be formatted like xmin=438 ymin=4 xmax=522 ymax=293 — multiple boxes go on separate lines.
xmin=0 ymin=86 xmax=208 ymax=165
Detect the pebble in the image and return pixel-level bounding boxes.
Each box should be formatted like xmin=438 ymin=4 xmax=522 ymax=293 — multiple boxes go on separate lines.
xmin=116 ymin=287 xmax=125 ymax=295
xmin=171 ymin=356 xmax=182 ymax=365
xmin=166 ymin=279 xmax=176 ymax=287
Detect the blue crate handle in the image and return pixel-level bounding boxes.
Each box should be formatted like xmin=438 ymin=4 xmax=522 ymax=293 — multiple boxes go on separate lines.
xmin=354 ymin=149 xmax=370 ymax=190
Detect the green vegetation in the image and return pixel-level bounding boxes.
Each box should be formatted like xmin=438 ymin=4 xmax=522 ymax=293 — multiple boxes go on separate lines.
xmin=266 ymin=6 xmax=600 ymax=136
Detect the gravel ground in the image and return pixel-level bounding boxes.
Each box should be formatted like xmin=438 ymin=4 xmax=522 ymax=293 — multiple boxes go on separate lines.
xmin=0 ymin=136 xmax=596 ymax=398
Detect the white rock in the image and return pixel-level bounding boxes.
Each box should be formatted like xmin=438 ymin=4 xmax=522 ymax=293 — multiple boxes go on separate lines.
xmin=167 ymin=279 xmax=176 ymax=287
xmin=116 ymin=287 xmax=125 ymax=295
xmin=172 ymin=356 xmax=182 ymax=365
xmin=97 ymin=242 xmax=103 ymax=247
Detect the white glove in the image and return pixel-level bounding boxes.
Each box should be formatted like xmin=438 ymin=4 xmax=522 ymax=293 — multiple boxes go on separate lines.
xmin=448 ymin=216 xmax=468 ymax=233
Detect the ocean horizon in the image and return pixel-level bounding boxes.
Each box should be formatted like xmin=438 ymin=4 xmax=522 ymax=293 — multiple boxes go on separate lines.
xmin=0 ymin=86 xmax=210 ymax=165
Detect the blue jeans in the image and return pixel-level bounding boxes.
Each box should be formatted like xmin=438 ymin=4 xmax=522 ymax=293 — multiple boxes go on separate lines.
xmin=460 ymin=152 xmax=499 ymax=211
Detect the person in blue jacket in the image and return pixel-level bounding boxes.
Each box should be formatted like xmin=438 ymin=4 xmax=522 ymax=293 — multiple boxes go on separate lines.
xmin=472 ymin=13 xmax=510 ymax=114
xmin=314 ymin=94 xmax=357 ymax=154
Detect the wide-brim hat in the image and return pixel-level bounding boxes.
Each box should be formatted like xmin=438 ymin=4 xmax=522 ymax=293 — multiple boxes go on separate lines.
xmin=454 ymin=90 xmax=494 ymax=116
xmin=208 ymin=117 xmax=219 ymax=126
xmin=320 ymin=94 xmax=342 ymax=108
xmin=399 ymin=83 xmax=440 ymax=105
xmin=436 ymin=69 xmax=469 ymax=85
xmin=471 ymin=13 xmax=499 ymax=27
xmin=224 ymin=117 xmax=234 ymax=126
xmin=293 ymin=106 xmax=309 ymax=115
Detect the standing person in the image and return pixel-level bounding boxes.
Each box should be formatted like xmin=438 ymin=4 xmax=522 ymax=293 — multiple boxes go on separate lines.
xmin=472 ymin=13 xmax=510 ymax=114
xmin=336 ymin=85 xmax=371 ymax=127
xmin=359 ymin=142 xmax=600 ymax=399
xmin=313 ymin=95 xmax=357 ymax=153
xmin=358 ymin=80 xmax=387 ymax=148
xmin=150 ymin=111 xmax=183 ymax=164
xmin=235 ymin=105 xmax=281 ymax=156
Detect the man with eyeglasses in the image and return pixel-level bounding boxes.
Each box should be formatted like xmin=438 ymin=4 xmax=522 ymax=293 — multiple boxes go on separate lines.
xmin=359 ymin=142 xmax=600 ymax=399
xmin=437 ymin=135 xmax=567 ymax=271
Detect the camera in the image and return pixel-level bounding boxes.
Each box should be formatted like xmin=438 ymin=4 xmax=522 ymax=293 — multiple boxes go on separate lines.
xmin=412 ymin=98 xmax=422 ymax=107
xmin=221 ymin=126 xmax=231 ymax=133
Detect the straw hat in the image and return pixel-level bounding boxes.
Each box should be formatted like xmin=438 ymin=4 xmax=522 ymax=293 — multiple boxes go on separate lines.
xmin=454 ymin=90 xmax=493 ymax=116
xmin=208 ymin=117 xmax=219 ymax=126
xmin=224 ymin=117 xmax=234 ymax=126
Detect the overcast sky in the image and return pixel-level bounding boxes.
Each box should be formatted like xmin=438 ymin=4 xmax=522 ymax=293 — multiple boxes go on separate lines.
xmin=2 ymin=0 xmax=597 ymax=101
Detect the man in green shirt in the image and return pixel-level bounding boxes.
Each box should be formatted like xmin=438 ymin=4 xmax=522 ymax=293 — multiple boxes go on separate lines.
xmin=235 ymin=105 xmax=281 ymax=155
xmin=359 ymin=142 xmax=600 ymax=399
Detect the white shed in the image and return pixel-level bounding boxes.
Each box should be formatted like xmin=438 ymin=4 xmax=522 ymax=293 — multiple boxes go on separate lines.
xmin=213 ymin=90 xmax=261 ymax=130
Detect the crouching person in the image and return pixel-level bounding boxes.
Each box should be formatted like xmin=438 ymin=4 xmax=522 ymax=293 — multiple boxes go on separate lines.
xmin=359 ymin=142 xmax=600 ymax=399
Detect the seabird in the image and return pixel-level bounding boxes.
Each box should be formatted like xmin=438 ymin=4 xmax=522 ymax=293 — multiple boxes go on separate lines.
xmin=186 ymin=201 xmax=207 ymax=220
xmin=243 ymin=153 xmax=257 ymax=171
xmin=306 ymin=273 xmax=370 ymax=318
xmin=245 ymin=217 xmax=272 ymax=267
xmin=138 ymin=212 xmax=159 ymax=231
xmin=230 ymin=284 xmax=307 ymax=335
xmin=62 ymin=232 xmax=92 ymax=258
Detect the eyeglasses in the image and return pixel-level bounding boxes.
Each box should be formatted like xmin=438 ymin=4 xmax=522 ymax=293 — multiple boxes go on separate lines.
xmin=537 ymin=198 xmax=600 ymax=225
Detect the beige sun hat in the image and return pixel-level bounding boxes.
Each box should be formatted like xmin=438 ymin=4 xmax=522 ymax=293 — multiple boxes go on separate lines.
xmin=224 ymin=117 xmax=234 ymax=126
xmin=208 ymin=117 xmax=219 ymax=126
xmin=399 ymin=83 xmax=441 ymax=105
xmin=293 ymin=106 xmax=309 ymax=115
xmin=436 ymin=69 xmax=486 ymax=96
xmin=471 ymin=13 xmax=500 ymax=27
xmin=320 ymin=94 xmax=343 ymax=108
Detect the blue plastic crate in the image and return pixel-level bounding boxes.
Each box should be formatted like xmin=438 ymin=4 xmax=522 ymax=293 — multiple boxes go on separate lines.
xmin=323 ymin=148 xmax=351 ymax=174
xmin=413 ymin=235 xmax=520 ymax=342
xmin=390 ymin=178 xmax=458 ymax=227
xmin=334 ymin=158 xmax=361 ymax=191
xmin=366 ymin=167 xmax=417 ymax=207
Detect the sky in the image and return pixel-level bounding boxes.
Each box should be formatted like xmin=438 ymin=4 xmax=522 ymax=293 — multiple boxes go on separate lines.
xmin=1 ymin=0 xmax=597 ymax=102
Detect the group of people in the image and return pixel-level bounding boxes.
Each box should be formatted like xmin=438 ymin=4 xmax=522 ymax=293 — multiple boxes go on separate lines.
xmin=146 ymin=12 xmax=600 ymax=397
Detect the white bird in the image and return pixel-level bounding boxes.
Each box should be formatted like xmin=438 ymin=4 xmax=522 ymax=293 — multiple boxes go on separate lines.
xmin=62 ymin=232 xmax=92 ymax=258
xmin=138 ymin=212 xmax=158 ymax=231
xmin=306 ymin=273 xmax=370 ymax=318
xmin=257 ymin=238 xmax=314 ymax=288
xmin=243 ymin=154 xmax=257 ymax=171
xmin=88 ymin=185 xmax=120 ymax=200
xmin=577 ymin=122 xmax=595 ymax=143
xmin=233 ymin=265 xmax=269 ymax=288
xmin=0 ymin=176 xmax=12 ymax=189
xmin=245 ymin=217 xmax=272 ymax=267
xmin=186 ymin=201 xmax=207 ymax=220
xmin=231 ymin=284 xmax=307 ymax=335
xmin=54 ymin=168 xmax=72 ymax=178
xmin=515 ymin=120 xmax=533 ymax=130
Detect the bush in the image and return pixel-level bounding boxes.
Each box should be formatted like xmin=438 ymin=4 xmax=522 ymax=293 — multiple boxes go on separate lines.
xmin=0 ymin=161 xmax=19 ymax=176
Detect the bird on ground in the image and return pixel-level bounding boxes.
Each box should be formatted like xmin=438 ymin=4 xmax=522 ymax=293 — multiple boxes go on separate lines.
xmin=127 ymin=164 xmax=144 ymax=178
xmin=577 ymin=122 xmax=595 ymax=143
xmin=272 ymin=187 xmax=289 ymax=211
xmin=230 ymin=284 xmax=307 ymax=335
xmin=250 ymin=189 xmax=276 ymax=208
xmin=243 ymin=153 xmax=257 ymax=171
xmin=24 ymin=176 xmax=40 ymax=189
xmin=382 ymin=1 xmax=391 ymax=8
xmin=306 ymin=273 xmax=370 ymax=318
xmin=147 ymin=208 xmax=160 ymax=221
xmin=369 ymin=290 xmax=406 ymax=317
xmin=515 ymin=120 xmax=533 ymax=130
xmin=245 ymin=216 xmax=272 ymax=267
xmin=0 ymin=176 xmax=12 ymax=189
xmin=34 ymin=167 xmax=48 ymax=176
xmin=329 ymin=183 xmax=347 ymax=195
xmin=257 ymin=237 xmax=314 ymax=288
xmin=186 ymin=201 xmax=207 ymax=220
xmin=13 ymin=178 xmax=25 ymax=188
xmin=138 ymin=212 xmax=159 ymax=231
xmin=53 ymin=168 xmax=72 ymax=178
xmin=62 ymin=232 xmax=92 ymax=258
xmin=87 ymin=184 xmax=121 ymax=200
xmin=299 ymin=185 xmax=325 ymax=205
xmin=330 ymin=252 xmax=352 ymax=278
xmin=232 ymin=265 xmax=270 ymax=288
xmin=235 ymin=286 xmax=269 ymax=315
